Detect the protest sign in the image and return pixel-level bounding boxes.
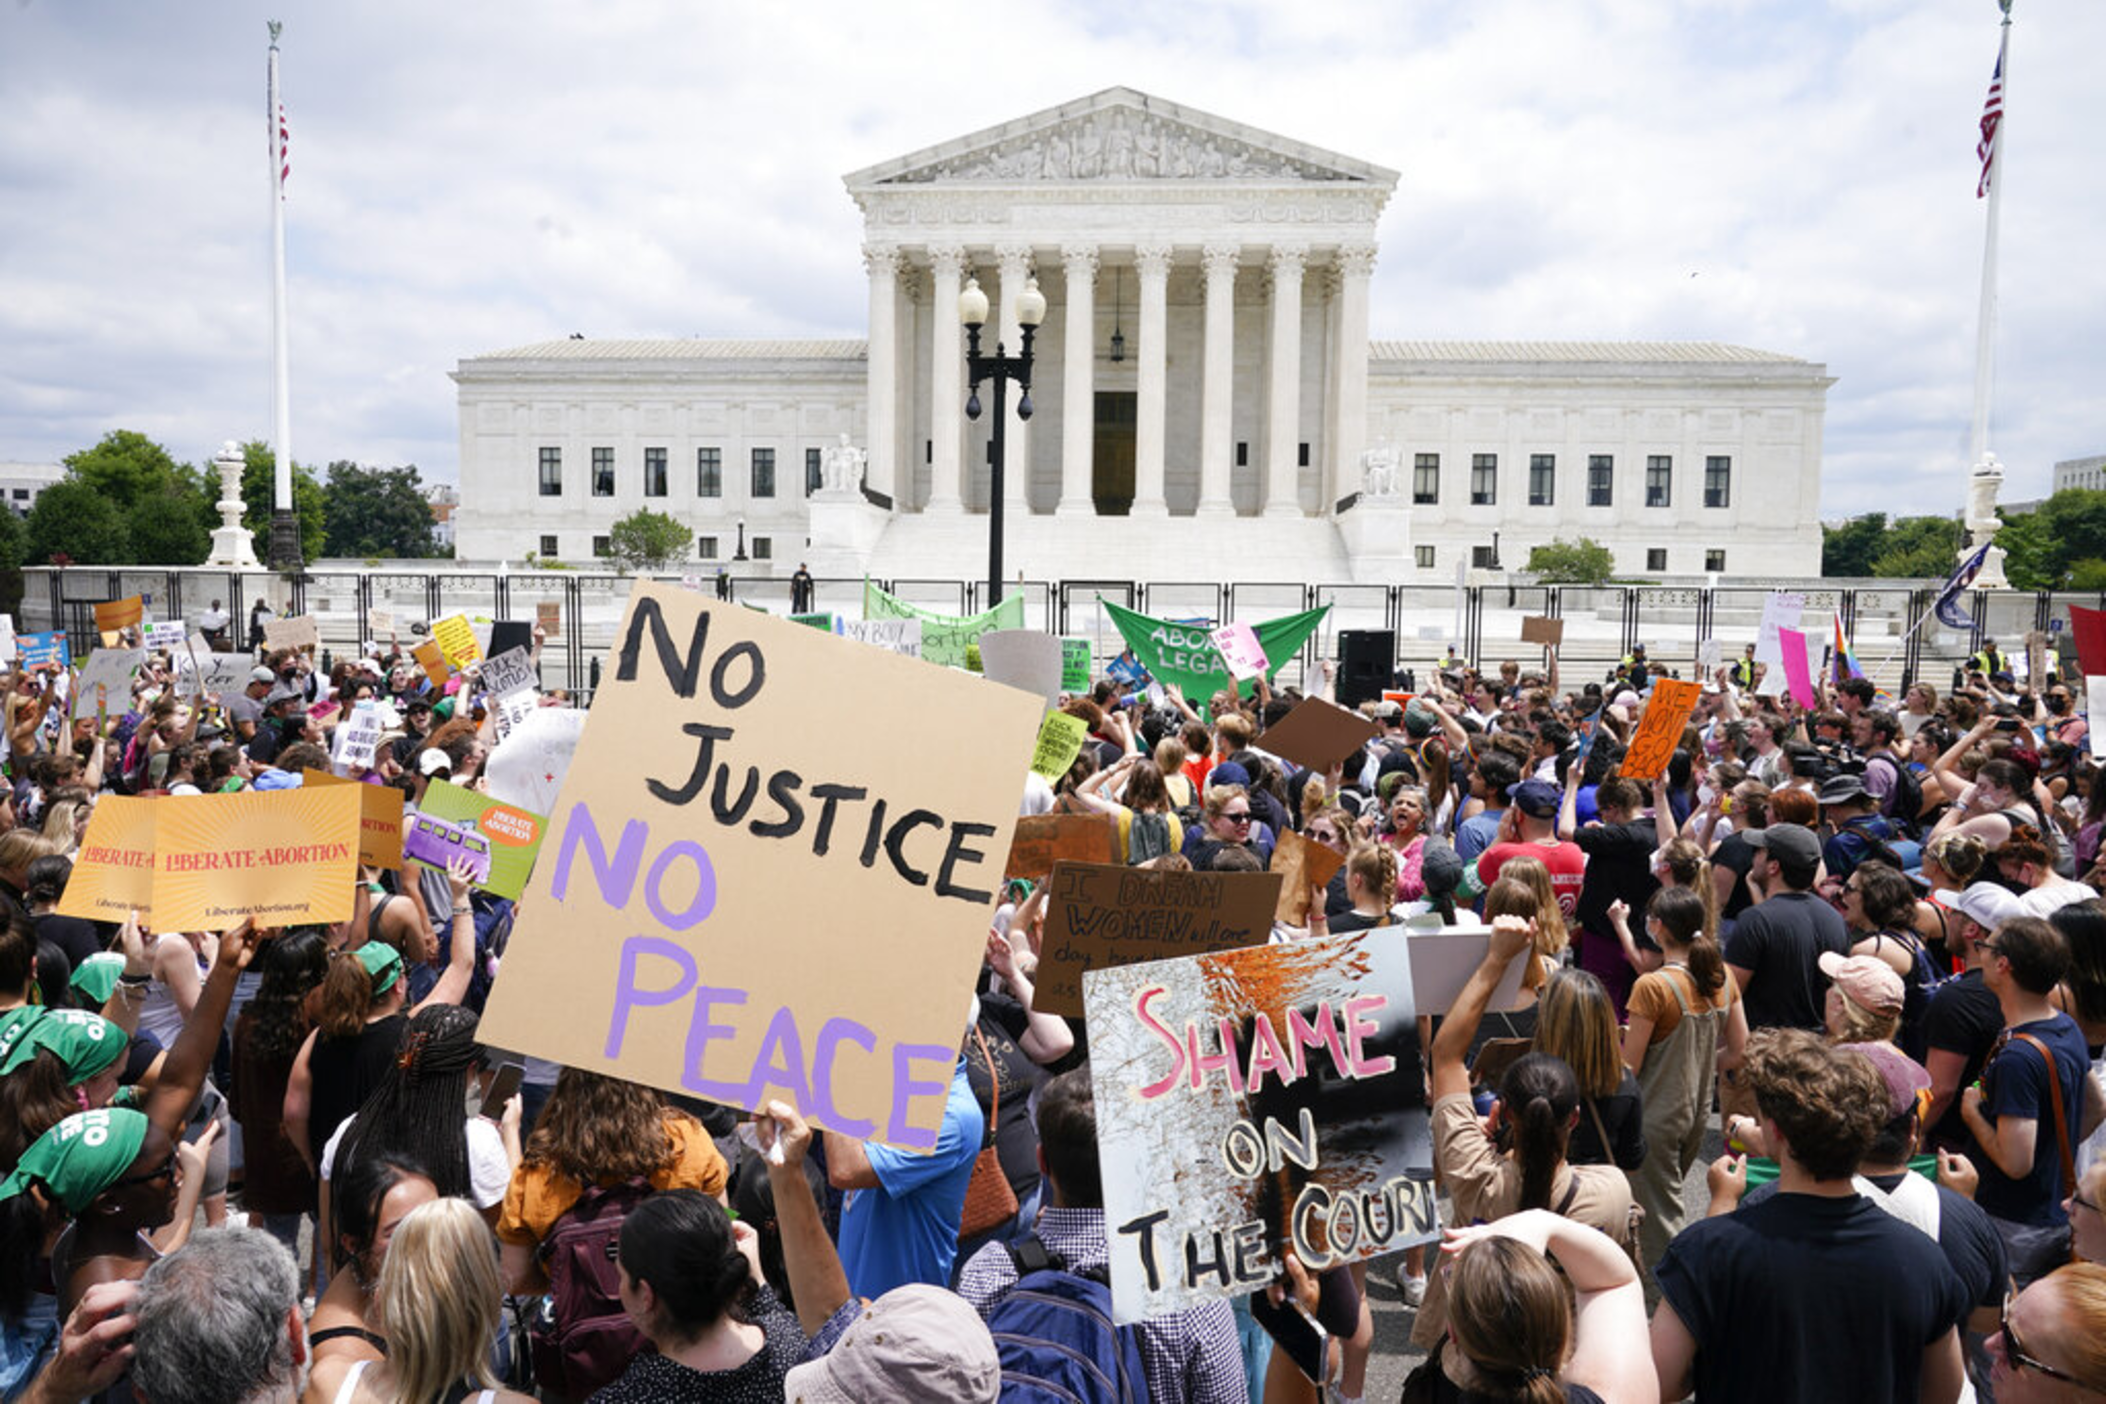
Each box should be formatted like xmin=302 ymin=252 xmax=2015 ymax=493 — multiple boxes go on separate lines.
xmin=2027 ymin=630 xmax=2050 ymax=688
xmin=489 ymin=620 xmax=532 ymax=658
xmin=837 ymin=618 xmax=922 ymax=659
xmin=1085 ymin=930 xmax=1437 ymax=1322
xmin=303 ymin=769 xmax=405 ymax=869
xmin=477 ymin=580 xmax=1045 ymax=1151
xmin=862 ymin=580 xmax=1024 ymax=669
xmin=483 ymin=706 xmax=584 ymax=817
xmin=194 ymin=653 xmax=250 ymax=694
xmin=1755 ymin=591 xmax=1804 ymax=667
xmin=331 ymin=701 xmax=385 ymax=772
xmin=979 ymin=630 xmax=1065 ymax=707
xmin=58 ymin=796 xmax=159 ymax=921
xmin=1405 ymin=924 xmax=1536 ymax=1015
xmin=1519 ymin=616 xmax=1565 ymax=648
xmin=404 ymin=809 xmax=490 ymax=883
xmin=0 ymin=614 xmax=14 ymax=664
xmin=789 ymin=612 xmax=836 ymax=631
xmin=71 ymin=649 xmax=142 ymax=720
xmin=368 ymin=607 xmax=397 ymax=638
xmin=479 ymin=646 xmax=537 ymax=699
xmin=1003 ymin=813 xmax=1119 ymax=881
xmin=1381 ymin=690 xmax=1414 ymax=708
xmin=536 ymin=601 xmax=561 ymax=638
xmin=148 ymin=787 xmax=361 ymax=930
xmin=431 ymin=614 xmax=482 ymax=669
xmin=1270 ymin=828 xmax=1345 ymax=924
xmin=1698 ymin=638 xmax=1723 ymax=673
xmin=94 ymin=596 xmax=143 ymax=638
xmin=262 ymin=615 xmax=319 ymax=652
xmin=2091 ymin=679 xmax=2106 ymax=760
xmin=414 ymin=779 xmax=547 ymax=900
xmin=145 ymin=621 xmax=186 ymax=651
xmin=1778 ymin=627 xmax=1818 ymax=709
xmin=1035 ymin=862 xmax=1280 ymax=1017
xmin=412 ymin=639 xmax=451 ymax=687
xmin=490 ymin=690 xmax=539 ymax=742
xmin=1210 ymin=623 xmax=1270 ymax=682
xmin=2071 ymin=606 xmax=2106 ymax=677
xmin=1257 ymin=698 xmax=1378 ymax=773
xmin=1060 ymin=638 xmax=1092 ymax=693
xmin=17 ymin=632 xmax=67 ymax=669
xmin=1619 ymin=678 xmax=1703 ymax=782
xmin=1102 ymin=598 xmax=1327 ymax=700
xmin=1030 ymin=712 xmax=1088 ymax=781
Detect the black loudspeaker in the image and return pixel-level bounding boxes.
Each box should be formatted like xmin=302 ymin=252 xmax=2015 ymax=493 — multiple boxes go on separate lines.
xmin=1336 ymin=630 xmax=1395 ymax=708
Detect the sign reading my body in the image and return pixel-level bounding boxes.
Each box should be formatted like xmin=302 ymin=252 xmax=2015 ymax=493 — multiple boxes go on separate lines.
xmin=566 ymin=599 xmax=1006 ymax=1149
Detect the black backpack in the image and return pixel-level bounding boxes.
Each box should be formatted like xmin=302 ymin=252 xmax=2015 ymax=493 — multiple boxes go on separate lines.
xmin=1869 ymin=753 xmax=1926 ymax=833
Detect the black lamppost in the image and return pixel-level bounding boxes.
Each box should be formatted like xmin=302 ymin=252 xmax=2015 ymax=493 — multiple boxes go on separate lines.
xmin=960 ymin=271 xmax=1046 ymax=609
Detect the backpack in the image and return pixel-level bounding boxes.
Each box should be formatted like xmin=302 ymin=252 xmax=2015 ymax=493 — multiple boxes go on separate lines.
xmin=1126 ymin=812 xmax=1174 ymax=866
xmin=527 ymin=1177 xmax=653 ymax=1398
xmin=1868 ymin=753 xmax=1925 ymax=833
xmin=989 ymin=1238 xmax=1151 ymax=1404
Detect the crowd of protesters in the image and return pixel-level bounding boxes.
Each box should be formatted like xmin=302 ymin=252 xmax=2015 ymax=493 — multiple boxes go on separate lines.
xmin=3 ymin=607 xmax=2106 ymax=1403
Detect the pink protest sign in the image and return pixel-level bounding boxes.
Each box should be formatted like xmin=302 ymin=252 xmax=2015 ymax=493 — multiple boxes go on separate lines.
xmin=1210 ymin=622 xmax=1269 ymax=682
xmin=1778 ymin=626 xmax=1817 ymax=710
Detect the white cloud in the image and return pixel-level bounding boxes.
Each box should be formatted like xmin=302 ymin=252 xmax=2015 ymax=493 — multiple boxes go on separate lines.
xmin=0 ymin=0 xmax=2095 ymax=520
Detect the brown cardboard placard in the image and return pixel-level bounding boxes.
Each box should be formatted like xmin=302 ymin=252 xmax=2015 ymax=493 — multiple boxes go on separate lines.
xmin=1004 ymin=812 xmax=1119 ymax=880
xmin=263 ymin=615 xmax=320 ymax=652
xmin=537 ymin=601 xmax=561 ymax=639
xmin=59 ymin=795 xmax=158 ymax=922
xmin=2027 ymin=629 xmax=2049 ymax=688
xmin=412 ymin=639 xmax=451 ymax=687
xmin=476 ymin=580 xmax=1045 ymax=1152
xmin=1269 ymin=827 xmax=1347 ymax=924
xmin=93 ymin=596 xmax=143 ymax=637
xmin=1520 ymin=616 xmax=1565 ymax=647
xmin=1256 ymin=697 xmax=1379 ymax=773
xmin=304 ymin=769 xmax=406 ymax=869
xmin=1035 ymin=861 xmax=1281 ymax=1017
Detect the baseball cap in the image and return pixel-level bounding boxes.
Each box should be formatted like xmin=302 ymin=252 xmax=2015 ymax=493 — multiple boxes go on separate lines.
xmin=1932 ymin=881 xmax=2025 ymax=934
xmin=1745 ymin=822 xmax=1819 ymax=868
xmin=1402 ymin=702 xmax=1436 ymax=738
xmin=418 ymin=748 xmax=453 ymax=778
xmin=1817 ymin=774 xmax=1867 ymax=806
xmin=1818 ymin=951 xmax=1904 ymax=1017
xmin=1837 ymin=1041 xmax=1932 ymax=1121
xmin=249 ymin=667 xmax=277 ymax=685
xmin=780 ymin=1285 xmax=998 ymax=1403
xmin=1506 ymin=779 xmax=1560 ymax=818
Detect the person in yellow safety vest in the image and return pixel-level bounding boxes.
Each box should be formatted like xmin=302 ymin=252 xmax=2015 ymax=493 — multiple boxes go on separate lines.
xmin=1439 ymin=644 xmax=1470 ymax=674
xmin=1973 ymin=638 xmax=2008 ymax=676
xmin=1731 ymin=643 xmax=1758 ymax=691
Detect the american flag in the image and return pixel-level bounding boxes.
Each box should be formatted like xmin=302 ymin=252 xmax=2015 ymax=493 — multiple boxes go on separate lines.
xmin=278 ymin=102 xmax=290 ymax=194
xmin=1976 ymin=33 xmax=2004 ymax=198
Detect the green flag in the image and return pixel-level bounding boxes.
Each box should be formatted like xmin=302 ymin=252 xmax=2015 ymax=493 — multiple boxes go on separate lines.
xmin=1099 ymin=597 xmax=1328 ymax=701
xmin=863 ymin=581 xmax=1025 ymax=669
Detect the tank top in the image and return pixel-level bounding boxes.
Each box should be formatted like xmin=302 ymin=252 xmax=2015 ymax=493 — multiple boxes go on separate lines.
xmin=307 ymin=1013 xmax=409 ymax=1169
xmin=332 ymin=1360 xmax=494 ymax=1404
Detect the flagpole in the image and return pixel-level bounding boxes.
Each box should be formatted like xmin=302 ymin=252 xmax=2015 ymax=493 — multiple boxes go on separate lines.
xmin=1962 ymin=2 xmax=2012 ymax=588
xmin=266 ymin=22 xmax=302 ymax=569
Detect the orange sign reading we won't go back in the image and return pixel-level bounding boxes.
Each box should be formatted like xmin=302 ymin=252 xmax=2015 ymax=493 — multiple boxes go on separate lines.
xmin=1617 ymin=679 xmax=1703 ymax=783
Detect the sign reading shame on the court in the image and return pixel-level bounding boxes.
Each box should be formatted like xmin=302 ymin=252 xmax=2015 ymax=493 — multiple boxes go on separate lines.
xmin=479 ymin=581 xmax=1045 ymax=1151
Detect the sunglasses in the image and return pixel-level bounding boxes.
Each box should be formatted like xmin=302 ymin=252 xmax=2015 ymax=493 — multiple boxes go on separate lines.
xmin=2002 ymin=1290 xmax=2085 ymax=1386
xmin=1222 ymin=812 xmax=1252 ymax=825
xmin=113 ymin=1155 xmax=177 ymax=1190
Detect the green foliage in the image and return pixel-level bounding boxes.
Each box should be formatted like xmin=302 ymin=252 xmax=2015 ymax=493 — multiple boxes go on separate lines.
xmin=1868 ymin=515 xmax=1964 ymax=579
xmin=1820 ymin=513 xmax=1888 ymax=577
xmin=321 ymin=461 xmax=439 ymax=559
xmin=2065 ymin=558 xmax=2106 ymax=592
xmin=63 ymin=430 xmax=185 ymax=512
xmin=1526 ymin=537 xmax=1616 ymax=586
xmin=27 ymin=479 xmax=130 ymax=564
xmin=237 ymin=440 xmax=326 ymax=564
xmin=2000 ymin=490 xmax=2106 ymax=590
xmin=606 ymin=509 xmax=690 ymax=574
xmin=125 ymin=488 xmax=211 ymax=566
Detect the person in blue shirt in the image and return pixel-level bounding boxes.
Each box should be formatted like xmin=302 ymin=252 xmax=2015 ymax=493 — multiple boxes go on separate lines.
xmin=824 ymin=1018 xmax=986 ymax=1300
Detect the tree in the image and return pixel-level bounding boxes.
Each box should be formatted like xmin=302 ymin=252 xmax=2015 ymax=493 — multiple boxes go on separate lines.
xmin=1526 ymin=537 xmax=1615 ymax=586
xmin=237 ymin=440 xmax=326 ymax=564
xmin=606 ymin=509 xmax=690 ymax=574
xmin=26 ymin=479 xmax=129 ymax=564
xmin=322 ymin=461 xmax=438 ymax=558
xmin=1821 ymin=513 xmax=1888 ymax=577
xmin=1870 ymin=515 xmax=1964 ymax=579
xmin=63 ymin=429 xmax=185 ymax=512
xmin=126 ymin=488 xmax=211 ymax=566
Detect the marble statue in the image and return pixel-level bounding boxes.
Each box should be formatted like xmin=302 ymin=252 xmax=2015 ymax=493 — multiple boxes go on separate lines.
xmin=1360 ymin=441 xmax=1401 ymax=499
xmin=820 ymin=433 xmax=865 ymax=493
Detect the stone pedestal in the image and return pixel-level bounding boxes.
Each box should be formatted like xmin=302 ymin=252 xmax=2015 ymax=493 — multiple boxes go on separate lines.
xmin=1335 ymin=497 xmax=1413 ymax=585
xmin=805 ymin=490 xmax=892 ymax=578
xmin=205 ymin=441 xmax=260 ymax=569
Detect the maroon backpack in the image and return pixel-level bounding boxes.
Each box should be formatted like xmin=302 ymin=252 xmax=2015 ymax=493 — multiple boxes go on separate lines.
xmin=528 ymin=1177 xmax=653 ymax=1398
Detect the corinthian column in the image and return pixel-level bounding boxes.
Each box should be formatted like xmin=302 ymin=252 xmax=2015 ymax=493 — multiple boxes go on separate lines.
xmin=1197 ymin=242 xmax=1240 ymax=519
xmin=1329 ymin=242 xmax=1376 ymax=507
xmin=994 ymin=242 xmax=1034 ymax=513
xmin=1263 ymin=242 xmax=1308 ymax=517
xmin=1132 ymin=241 xmax=1173 ymax=516
xmin=861 ymin=243 xmax=903 ymax=503
xmin=1057 ymin=243 xmax=1098 ymax=516
xmin=925 ymin=244 xmax=966 ymax=513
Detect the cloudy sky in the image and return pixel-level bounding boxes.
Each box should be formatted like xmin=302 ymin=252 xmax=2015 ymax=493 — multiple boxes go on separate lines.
xmin=1 ymin=0 xmax=2095 ymax=520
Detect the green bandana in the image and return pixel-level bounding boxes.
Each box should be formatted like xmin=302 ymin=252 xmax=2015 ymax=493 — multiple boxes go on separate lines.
xmin=0 ymin=1009 xmax=126 ymax=1082
xmin=0 ymin=1006 xmax=42 ymax=1062
xmin=69 ymin=953 xmax=126 ymax=1007
xmin=354 ymin=942 xmax=403 ymax=996
xmin=0 ymin=1108 xmax=151 ymax=1215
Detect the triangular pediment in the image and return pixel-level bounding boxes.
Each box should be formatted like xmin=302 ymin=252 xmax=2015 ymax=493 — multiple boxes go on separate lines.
xmin=843 ymin=87 xmax=1397 ymax=190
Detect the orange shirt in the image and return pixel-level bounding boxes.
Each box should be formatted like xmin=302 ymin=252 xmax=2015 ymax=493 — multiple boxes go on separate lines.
xmin=495 ymin=1112 xmax=729 ymax=1246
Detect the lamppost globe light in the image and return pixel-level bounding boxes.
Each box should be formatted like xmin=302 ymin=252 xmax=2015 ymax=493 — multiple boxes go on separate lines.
xmin=1016 ymin=276 xmax=1046 ymax=327
xmin=958 ymin=276 xmax=990 ymax=328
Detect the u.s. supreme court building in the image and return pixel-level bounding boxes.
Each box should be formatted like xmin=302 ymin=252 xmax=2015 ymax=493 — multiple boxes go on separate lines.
xmin=453 ymin=88 xmax=1832 ymax=583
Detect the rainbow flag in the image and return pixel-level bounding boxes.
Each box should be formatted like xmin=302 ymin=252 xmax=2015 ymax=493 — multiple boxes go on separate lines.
xmin=1832 ymin=613 xmax=1865 ymax=682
